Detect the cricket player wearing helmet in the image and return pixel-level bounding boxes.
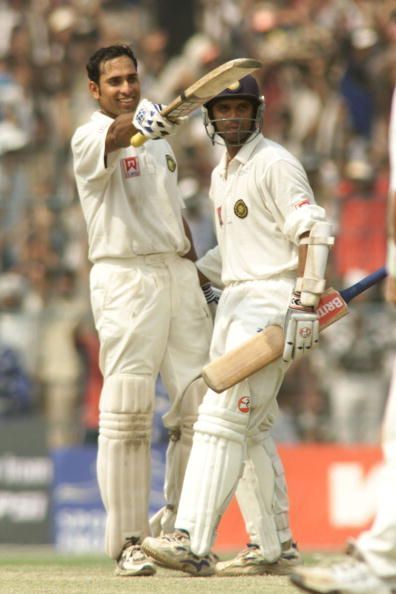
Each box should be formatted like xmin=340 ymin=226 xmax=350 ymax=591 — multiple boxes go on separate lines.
xmin=71 ymin=44 xmax=214 ymax=577
xmin=290 ymin=82 xmax=396 ymax=594
xmin=142 ymin=74 xmax=333 ymax=575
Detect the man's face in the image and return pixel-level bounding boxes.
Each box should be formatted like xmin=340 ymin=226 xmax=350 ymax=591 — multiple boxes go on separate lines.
xmin=89 ymin=55 xmax=141 ymax=118
xmin=211 ymin=98 xmax=256 ymax=145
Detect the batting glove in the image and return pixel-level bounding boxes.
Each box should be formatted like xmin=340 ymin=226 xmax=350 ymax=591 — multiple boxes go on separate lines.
xmin=282 ymin=291 xmax=319 ymax=362
xmin=202 ymin=282 xmax=220 ymax=321
xmin=132 ymin=98 xmax=179 ymax=140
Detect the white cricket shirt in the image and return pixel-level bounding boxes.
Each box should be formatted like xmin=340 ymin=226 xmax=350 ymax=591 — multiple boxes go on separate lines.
xmin=208 ymin=133 xmax=327 ymax=285
xmin=71 ymin=111 xmax=189 ymax=262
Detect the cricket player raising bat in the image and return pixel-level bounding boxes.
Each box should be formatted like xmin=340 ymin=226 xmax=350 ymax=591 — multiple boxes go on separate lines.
xmin=71 ymin=44 xmax=217 ymax=577
xmin=142 ymin=74 xmax=334 ymax=575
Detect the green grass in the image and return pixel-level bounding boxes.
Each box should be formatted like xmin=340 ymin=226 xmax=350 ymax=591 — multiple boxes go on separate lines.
xmin=0 ymin=549 xmax=326 ymax=594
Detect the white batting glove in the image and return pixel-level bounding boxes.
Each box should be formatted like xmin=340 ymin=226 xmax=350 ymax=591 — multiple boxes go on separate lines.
xmin=282 ymin=291 xmax=319 ymax=362
xmin=132 ymin=98 xmax=179 ymax=140
xmin=202 ymin=282 xmax=220 ymax=321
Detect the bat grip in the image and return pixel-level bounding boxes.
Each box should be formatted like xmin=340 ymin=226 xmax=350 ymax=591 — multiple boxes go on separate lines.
xmin=130 ymin=132 xmax=147 ymax=147
xmin=340 ymin=266 xmax=388 ymax=303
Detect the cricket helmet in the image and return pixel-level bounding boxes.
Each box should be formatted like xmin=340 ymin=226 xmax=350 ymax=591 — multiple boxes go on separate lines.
xmin=202 ymin=74 xmax=265 ymax=145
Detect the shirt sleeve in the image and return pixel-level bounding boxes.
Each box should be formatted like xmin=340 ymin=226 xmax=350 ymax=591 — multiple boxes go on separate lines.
xmin=196 ymin=245 xmax=224 ymax=288
xmin=262 ymin=157 xmax=328 ymax=244
xmin=71 ymin=118 xmax=121 ymax=183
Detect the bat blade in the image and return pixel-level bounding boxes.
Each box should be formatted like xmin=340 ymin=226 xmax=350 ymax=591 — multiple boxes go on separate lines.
xmin=202 ymin=267 xmax=387 ymax=393
xmin=131 ymin=58 xmax=263 ymax=147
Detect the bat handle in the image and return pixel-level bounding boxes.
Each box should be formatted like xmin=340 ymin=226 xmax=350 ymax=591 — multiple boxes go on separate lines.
xmin=130 ymin=132 xmax=147 ymax=147
xmin=340 ymin=266 xmax=388 ymax=303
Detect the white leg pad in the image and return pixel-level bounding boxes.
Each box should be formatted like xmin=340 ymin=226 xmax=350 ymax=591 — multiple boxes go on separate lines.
xmin=236 ymin=438 xmax=281 ymax=561
xmin=176 ymin=402 xmax=248 ymax=556
xmin=97 ymin=374 xmax=155 ymax=558
xmin=150 ymin=378 xmax=205 ymax=536
xmin=262 ymin=432 xmax=292 ymax=543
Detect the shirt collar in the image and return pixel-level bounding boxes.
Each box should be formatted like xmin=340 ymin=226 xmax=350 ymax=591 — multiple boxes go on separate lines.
xmin=92 ymin=110 xmax=113 ymax=123
xmin=219 ymin=132 xmax=263 ymax=175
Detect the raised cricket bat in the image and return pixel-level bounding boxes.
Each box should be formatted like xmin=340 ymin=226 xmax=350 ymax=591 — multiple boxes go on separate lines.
xmin=130 ymin=58 xmax=263 ymax=147
xmin=203 ymin=266 xmax=388 ymax=393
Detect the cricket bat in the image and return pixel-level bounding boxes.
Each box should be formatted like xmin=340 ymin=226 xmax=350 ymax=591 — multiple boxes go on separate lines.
xmin=203 ymin=266 xmax=388 ymax=393
xmin=130 ymin=58 xmax=263 ymax=147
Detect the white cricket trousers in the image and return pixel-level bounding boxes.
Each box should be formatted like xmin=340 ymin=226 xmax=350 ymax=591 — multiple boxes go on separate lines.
xmin=90 ymin=254 xmax=212 ymax=557
xmin=355 ymin=355 xmax=396 ymax=587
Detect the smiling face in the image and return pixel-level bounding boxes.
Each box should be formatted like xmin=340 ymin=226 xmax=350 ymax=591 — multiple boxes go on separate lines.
xmin=211 ymin=98 xmax=256 ymax=147
xmin=88 ymin=55 xmax=141 ymax=118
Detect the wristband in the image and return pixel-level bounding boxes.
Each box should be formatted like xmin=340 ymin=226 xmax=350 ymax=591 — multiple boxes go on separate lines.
xmin=201 ymin=282 xmax=218 ymax=304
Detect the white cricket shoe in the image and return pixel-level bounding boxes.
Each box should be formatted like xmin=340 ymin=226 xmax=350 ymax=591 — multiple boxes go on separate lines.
xmin=290 ymin=555 xmax=393 ymax=594
xmin=216 ymin=540 xmax=300 ymax=576
xmin=142 ymin=530 xmax=217 ymax=576
xmin=115 ymin=537 xmax=156 ymax=577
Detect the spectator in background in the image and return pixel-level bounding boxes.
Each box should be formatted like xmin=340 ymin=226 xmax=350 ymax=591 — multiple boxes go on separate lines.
xmin=0 ymin=271 xmax=39 ymax=417
xmin=333 ymin=158 xmax=388 ymax=280
xmin=37 ymin=267 xmax=88 ymax=448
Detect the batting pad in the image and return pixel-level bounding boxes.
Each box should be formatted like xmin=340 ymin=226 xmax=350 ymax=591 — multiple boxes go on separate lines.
xmin=236 ymin=436 xmax=281 ymax=561
xmin=97 ymin=374 xmax=155 ymax=558
xmin=261 ymin=432 xmax=292 ymax=544
xmin=176 ymin=404 xmax=248 ymax=556
xmin=150 ymin=379 xmax=204 ymax=536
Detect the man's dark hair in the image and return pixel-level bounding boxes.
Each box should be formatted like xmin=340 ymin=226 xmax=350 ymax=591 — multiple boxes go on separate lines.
xmin=86 ymin=44 xmax=138 ymax=84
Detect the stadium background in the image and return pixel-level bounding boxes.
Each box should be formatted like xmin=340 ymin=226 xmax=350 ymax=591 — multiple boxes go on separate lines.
xmin=0 ymin=0 xmax=395 ymax=555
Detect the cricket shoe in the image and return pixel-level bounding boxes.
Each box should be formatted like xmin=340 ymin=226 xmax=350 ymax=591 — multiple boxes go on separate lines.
xmin=115 ymin=537 xmax=156 ymax=576
xmin=216 ymin=540 xmax=300 ymax=577
xmin=290 ymin=555 xmax=393 ymax=594
xmin=142 ymin=530 xmax=217 ymax=576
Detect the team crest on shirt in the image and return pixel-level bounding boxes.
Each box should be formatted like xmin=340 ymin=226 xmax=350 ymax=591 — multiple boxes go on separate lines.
xmin=234 ymin=199 xmax=248 ymax=218
xmin=238 ymin=396 xmax=250 ymax=413
xmin=122 ymin=156 xmax=140 ymax=178
xmin=166 ymin=154 xmax=177 ymax=172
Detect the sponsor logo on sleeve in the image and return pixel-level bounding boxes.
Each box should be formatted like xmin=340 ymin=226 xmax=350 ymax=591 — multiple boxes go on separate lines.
xmin=122 ymin=156 xmax=140 ymax=178
xmin=294 ymin=198 xmax=310 ymax=209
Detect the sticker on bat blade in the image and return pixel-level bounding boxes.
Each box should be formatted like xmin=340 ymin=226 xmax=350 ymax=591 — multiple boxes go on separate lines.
xmin=316 ymin=291 xmax=346 ymax=328
xmin=238 ymin=396 xmax=250 ymax=413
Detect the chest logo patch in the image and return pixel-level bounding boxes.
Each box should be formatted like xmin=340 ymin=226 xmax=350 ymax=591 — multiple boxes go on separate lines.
xmin=166 ymin=154 xmax=177 ymax=172
xmin=122 ymin=156 xmax=140 ymax=178
xmin=234 ymin=199 xmax=248 ymax=218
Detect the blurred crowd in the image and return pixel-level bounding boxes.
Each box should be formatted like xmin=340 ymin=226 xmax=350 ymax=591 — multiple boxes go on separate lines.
xmin=0 ymin=0 xmax=395 ymax=448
